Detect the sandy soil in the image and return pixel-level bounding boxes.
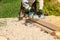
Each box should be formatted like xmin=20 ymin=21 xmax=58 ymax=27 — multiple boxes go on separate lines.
xmin=44 ymin=16 xmax=60 ymax=27
xmin=0 ymin=16 xmax=59 ymax=40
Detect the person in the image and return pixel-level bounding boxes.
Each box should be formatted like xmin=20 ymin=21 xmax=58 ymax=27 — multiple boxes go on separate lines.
xmin=22 ymin=0 xmax=44 ymax=18
xmin=18 ymin=0 xmax=34 ymax=21
xmin=18 ymin=0 xmax=44 ymax=26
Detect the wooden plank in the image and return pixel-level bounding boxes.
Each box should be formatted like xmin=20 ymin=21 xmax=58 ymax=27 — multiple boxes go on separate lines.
xmin=31 ymin=19 xmax=60 ymax=31
xmin=30 ymin=19 xmax=60 ymax=39
xmin=32 ymin=22 xmax=54 ymax=34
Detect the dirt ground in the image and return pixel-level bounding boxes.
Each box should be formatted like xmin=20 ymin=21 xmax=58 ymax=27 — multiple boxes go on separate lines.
xmin=0 ymin=16 xmax=60 ymax=40
xmin=44 ymin=15 xmax=60 ymax=27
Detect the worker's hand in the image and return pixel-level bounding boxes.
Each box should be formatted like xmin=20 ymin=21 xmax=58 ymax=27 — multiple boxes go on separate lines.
xmin=28 ymin=7 xmax=31 ymax=10
xmin=22 ymin=2 xmax=31 ymax=10
xmin=37 ymin=9 xmax=42 ymax=17
xmin=24 ymin=4 xmax=31 ymax=10
xmin=30 ymin=7 xmax=35 ymax=12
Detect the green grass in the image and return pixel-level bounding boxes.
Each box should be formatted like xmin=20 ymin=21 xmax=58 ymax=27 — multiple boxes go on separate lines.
xmin=43 ymin=0 xmax=60 ymax=16
xmin=0 ymin=0 xmax=60 ymax=18
xmin=0 ymin=0 xmax=21 ymax=18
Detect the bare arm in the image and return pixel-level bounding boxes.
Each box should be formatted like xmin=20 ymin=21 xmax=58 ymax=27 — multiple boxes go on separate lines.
xmin=38 ymin=0 xmax=44 ymax=10
xmin=22 ymin=0 xmax=31 ymax=10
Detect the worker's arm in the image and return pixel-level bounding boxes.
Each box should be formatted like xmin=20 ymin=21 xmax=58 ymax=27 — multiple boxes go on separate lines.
xmin=22 ymin=0 xmax=31 ymax=10
xmin=37 ymin=0 xmax=44 ymax=17
xmin=39 ymin=0 xmax=44 ymax=10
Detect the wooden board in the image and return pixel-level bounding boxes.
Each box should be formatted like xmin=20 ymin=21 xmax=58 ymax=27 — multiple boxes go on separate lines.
xmin=31 ymin=19 xmax=60 ymax=31
xmin=30 ymin=19 xmax=60 ymax=39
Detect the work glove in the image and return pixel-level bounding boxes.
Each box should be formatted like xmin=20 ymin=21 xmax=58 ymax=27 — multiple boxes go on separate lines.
xmin=37 ymin=9 xmax=42 ymax=17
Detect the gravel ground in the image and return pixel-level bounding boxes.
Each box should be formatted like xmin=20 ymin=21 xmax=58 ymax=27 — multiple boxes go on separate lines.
xmin=0 ymin=17 xmax=59 ymax=40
